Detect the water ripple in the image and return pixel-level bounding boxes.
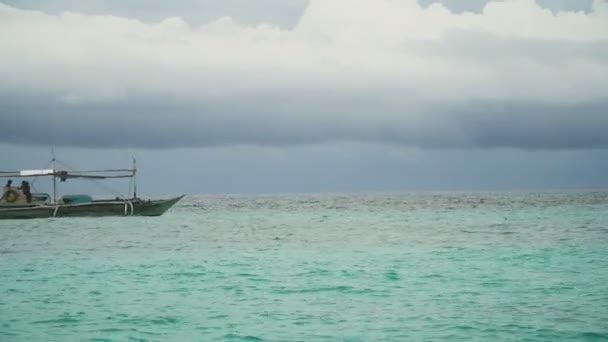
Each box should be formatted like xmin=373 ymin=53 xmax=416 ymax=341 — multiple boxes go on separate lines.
xmin=1 ymin=192 xmax=607 ymax=341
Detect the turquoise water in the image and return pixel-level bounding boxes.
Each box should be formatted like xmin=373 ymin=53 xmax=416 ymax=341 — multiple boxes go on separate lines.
xmin=1 ymin=192 xmax=607 ymax=341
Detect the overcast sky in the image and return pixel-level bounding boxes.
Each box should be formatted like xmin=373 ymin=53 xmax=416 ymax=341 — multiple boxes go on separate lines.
xmin=1 ymin=0 xmax=607 ymax=195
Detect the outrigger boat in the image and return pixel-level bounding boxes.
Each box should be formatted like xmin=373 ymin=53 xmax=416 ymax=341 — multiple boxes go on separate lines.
xmin=0 ymin=159 xmax=183 ymax=219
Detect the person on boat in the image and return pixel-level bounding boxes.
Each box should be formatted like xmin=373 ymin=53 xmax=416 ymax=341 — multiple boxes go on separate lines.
xmin=20 ymin=181 xmax=32 ymax=203
xmin=0 ymin=179 xmax=12 ymax=201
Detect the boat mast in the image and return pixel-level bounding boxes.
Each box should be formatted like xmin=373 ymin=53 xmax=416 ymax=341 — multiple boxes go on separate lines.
xmin=133 ymin=158 xmax=137 ymax=199
xmin=52 ymin=150 xmax=57 ymax=204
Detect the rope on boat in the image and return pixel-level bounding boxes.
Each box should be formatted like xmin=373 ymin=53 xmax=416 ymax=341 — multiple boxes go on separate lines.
xmin=55 ymin=159 xmax=127 ymax=199
xmin=29 ymin=159 xmax=54 ymax=190
xmin=52 ymin=205 xmax=59 ymax=217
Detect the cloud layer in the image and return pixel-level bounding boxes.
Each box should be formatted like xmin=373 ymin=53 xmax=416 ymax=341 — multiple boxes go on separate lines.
xmin=1 ymin=0 xmax=607 ymax=149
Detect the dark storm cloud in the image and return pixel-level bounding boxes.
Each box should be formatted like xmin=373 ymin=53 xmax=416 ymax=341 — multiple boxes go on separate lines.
xmin=459 ymin=101 xmax=608 ymax=149
xmin=2 ymin=90 xmax=608 ymax=149
xmin=1 ymin=1 xmax=607 ymax=150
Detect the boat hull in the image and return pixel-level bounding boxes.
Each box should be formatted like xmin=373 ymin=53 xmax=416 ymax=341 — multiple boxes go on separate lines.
xmin=0 ymin=196 xmax=184 ymax=219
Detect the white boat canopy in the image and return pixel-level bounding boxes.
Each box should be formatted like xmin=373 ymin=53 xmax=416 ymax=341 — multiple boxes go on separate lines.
xmin=20 ymin=169 xmax=54 ymax=177
xmin=0 ymin=169 xmax=134 ymax=179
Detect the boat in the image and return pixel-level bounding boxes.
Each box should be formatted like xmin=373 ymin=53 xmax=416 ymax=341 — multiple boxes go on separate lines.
xmin=0 ymin=159 xmax=184 ymax=219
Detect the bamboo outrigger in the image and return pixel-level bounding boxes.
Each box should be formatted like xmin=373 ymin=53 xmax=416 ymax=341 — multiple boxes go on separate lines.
xmin=0 ymin=159 xmax=183 ymax=219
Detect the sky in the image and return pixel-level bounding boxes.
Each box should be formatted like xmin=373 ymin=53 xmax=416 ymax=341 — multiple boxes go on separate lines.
xmin=1 ymin=0 xmax=607 ymax=195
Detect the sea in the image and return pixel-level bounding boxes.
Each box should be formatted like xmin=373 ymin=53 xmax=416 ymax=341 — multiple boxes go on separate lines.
xmin=1 ymin=192 xmax=607 ymax=341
